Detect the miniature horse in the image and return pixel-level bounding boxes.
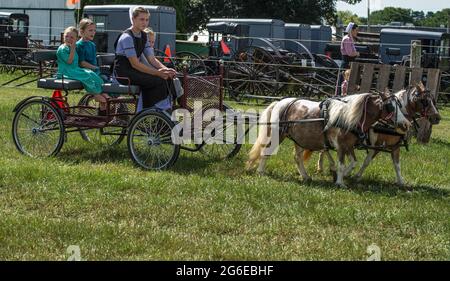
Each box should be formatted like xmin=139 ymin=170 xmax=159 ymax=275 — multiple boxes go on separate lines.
xmin=311 ymin=83 xmax=440 ymax=186
xmin=246 ymin=92 xmax=410 ymax=187
xmin=353 ymin=84 xmax=441 ymax=185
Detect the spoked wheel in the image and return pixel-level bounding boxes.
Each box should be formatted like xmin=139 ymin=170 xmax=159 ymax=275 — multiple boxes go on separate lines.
xmin=12 ymin=99 xmax=65 ymax=157
xmin=0 ymin=48 xmax=18 ymax=74
xmin=127 ymin=110 xmax=180 ymax=170
xmin=198 ymin=104 xmax=242 ymax=159
xmin=312 ymin=54 xmax=340 ymax=97
xmin=226 ymin=46 xmax=282 ymax=100
xmin=154 ymin=49 xmax=176 ymax=69
xmin=19 ymin=56 xmax=39 ymax=75
xmin=174 ymin=51 xmax=207 ymax=75
xmin=78 ymin=94 xmax=126 ymax=146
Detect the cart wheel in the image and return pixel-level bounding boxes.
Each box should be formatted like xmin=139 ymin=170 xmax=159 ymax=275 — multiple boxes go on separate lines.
xmin=0 ymin=48 xmax=18 ymax=74
xmin=12 ymin=99 xmax=65 ymax=157
xmin=78 ymin=94 xmax=125 ymax=146
xmin=127 ymin=110 xmax=180 ymax=170
xmin=227 ymin=46 xmax=282 ymax=100
xmin=174 ymin=51 xmax=207 ymax=75
xmin=199 ymin=105 xmax=241 ymax=159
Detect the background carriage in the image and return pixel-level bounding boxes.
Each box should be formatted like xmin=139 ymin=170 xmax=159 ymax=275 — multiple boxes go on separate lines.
xmin=0 ymin=12 xmax=38 ymax=74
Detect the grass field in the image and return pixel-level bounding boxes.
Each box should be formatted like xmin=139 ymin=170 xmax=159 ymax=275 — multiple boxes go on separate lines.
xmin=0 ymin=80 xmax=449 ymax=260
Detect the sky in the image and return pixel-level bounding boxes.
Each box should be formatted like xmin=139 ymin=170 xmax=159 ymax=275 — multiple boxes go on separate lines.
xmin=336 ymin=0 xmax=449 ymax=16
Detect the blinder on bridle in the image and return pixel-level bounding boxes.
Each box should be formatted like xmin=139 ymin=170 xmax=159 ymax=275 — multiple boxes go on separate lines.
xmin=384 ymin=102 xmax=395 ymax=114
xmin=377 ymin=91 xmax=403 ymax=125
xmin=411 ymin=87 xmax=432 ymax=115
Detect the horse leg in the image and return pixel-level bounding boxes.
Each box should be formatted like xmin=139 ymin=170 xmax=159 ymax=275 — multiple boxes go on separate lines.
xmin=257 ymin=156 xmax=269 ymax=175
xmin=355 ymin=150 xmax=379 ymax=180
xmin=317 ymin=151 xmax=325 ymax=173
xmin=294 ymin=145 xmax=311 ymax=181
xmin=344 ymin=149 xmax=357 ymax=177
xmin=391 ymin=148 xmax=405 ymax=186
xmin=322 ymin=150 xmax=336 ymax=179
xmin=335 ymin=148 xmax=347 ymax=188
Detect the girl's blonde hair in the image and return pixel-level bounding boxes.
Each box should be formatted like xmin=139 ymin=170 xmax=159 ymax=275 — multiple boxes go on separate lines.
xmin=79 ymin=18 xmax=95 ymax=32
xmin=343 ymin=69 xmax=351 ymax=80
xmin=63 ymin=26 xmax=78 ymax=38
xmin=131 ymin=6 xmax=149 ymax=18
xmin=144 ymin=28 xmax=155 ymax=36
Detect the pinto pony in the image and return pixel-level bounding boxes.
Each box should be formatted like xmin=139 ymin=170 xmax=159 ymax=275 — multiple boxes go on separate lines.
xmin=246 ymin=92 xmax=410 ymax=187
xmin=310 ymin=83 xmax=440 ymax=186
xmin=353 ymin=84 xmax=441 ymax=185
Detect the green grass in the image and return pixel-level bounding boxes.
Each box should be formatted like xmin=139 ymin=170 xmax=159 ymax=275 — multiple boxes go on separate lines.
xmin=0 ymin=86 xmax=449 ymax=261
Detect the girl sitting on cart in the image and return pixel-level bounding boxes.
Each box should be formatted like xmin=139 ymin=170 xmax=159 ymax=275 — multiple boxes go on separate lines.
xmin=56 ymin=26 xmax=106 ymax=114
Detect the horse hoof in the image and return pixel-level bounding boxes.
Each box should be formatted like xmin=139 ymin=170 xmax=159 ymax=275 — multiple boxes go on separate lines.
xmin=303 ymin=177 xmax=312 ymax=183
xmin=336 ymin=183 xmax=348 ymax=189
xmin=330 ymin=171 xmax=337 ymax=182
xmin=352 ymin=175 xmax=363 ymax=182
xmin=400 ymin=184 xmax=412 ymax=192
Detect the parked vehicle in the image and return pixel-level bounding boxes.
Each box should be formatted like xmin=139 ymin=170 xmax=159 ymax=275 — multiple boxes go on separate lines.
xmin=0 ymin=12 xmax=36 ymax=74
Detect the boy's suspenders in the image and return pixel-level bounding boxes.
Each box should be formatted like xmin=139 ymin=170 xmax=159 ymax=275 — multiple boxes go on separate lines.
xmin=113 ymin=29 xmax=148 ymax=75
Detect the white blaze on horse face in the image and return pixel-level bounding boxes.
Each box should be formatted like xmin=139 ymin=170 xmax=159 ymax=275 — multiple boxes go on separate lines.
xmin=395 ymin=90 xmax=409 ymax=116
xmin=389 ymin=95 xmax=410 ymax=130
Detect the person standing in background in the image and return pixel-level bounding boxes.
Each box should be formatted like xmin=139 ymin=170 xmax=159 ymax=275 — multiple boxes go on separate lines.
xmin=340 ymin=22 xmax=360 ymax=69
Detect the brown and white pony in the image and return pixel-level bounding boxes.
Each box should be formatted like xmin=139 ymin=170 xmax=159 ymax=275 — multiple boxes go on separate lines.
xmin=246 ymin=92 xmax=410 ymax=187
xmin=353 ymin=84 xmax=441 ymax=185
xmin=312 ymin=83 xmax=441 ymax=186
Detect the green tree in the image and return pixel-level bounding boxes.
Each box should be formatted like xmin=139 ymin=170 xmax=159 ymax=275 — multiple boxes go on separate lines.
xmin=337 ymin=10 xmax=363 ymax=26
xmin=418 ymin=8 xmax=450 ymax=27
xmin=369 ymin=7 xmax=414 ymax=25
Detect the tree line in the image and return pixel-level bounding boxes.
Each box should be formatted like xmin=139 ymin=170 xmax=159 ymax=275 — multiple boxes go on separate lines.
xmin=338 ymin=6 xmax=450 ymax=28
xmin=81 ymin=0 xmax=361 ymax=35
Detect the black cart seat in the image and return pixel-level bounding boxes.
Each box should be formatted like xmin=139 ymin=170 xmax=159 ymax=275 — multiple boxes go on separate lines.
xmin=102 ymin=83 xmax=141 ymax=95
xmin=37 ymin=78 xmax=83 ymax=90
xmin=37 ymin=78 xmax=141 ymax=95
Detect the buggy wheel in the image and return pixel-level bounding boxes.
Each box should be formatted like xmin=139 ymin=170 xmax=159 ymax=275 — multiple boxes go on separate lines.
xmin=155 ymin=49 xmax=176 ymax=69
xmin=199 ymin=105 xmax=241 ymax=159
xmin=12 ymin=99 xmax=65 ymax=157
xmin=226 ymin=46 xmax=281 ymax=100
xmin=174 ymin=51 xmax=207 ymax=75
xmin=0 ymin=48 xmax=18 ymax=74
xmin=127 ymin=110 xmax=180 ymax=170
xmin=78 ymin=94 xmax=125 ymax=146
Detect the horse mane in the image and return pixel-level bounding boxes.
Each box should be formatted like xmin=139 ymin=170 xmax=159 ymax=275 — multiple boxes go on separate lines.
xmin=326 ymin=93 xmax=372 ymax=132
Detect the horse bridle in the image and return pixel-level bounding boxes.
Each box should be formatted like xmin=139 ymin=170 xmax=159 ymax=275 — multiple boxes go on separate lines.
xmin=358 ymin=93 xmax=398 ymax=136
xmin=379 ymin=93 xmax=402 ymax=126
xmin=409 ymin=88 xmax=432 ymax=119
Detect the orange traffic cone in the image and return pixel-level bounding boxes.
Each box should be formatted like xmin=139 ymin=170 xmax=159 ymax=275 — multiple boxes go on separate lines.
xmin=220 ymin=39 xmax=231 ymax=55
xmin=164 ymin=45 xmax=172 ymax=63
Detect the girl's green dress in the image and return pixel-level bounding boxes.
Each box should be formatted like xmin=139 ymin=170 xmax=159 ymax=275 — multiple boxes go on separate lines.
xmin=56 ymin=44 xmax=103 ymax=94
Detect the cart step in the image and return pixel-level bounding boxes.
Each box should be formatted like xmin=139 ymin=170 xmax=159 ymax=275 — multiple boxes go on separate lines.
xmin=64 ymin=116 xmax=109 ymax=128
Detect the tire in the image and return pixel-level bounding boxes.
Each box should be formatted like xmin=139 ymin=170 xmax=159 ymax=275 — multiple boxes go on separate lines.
xmin=227 ymin=46 xmax=282 ymax=100
xmin=198 ymin=104 xmax=242 ymax=159
xmin=127 ymin=110 xmax=180 ymax=170
xmin=78 ymin=94 xmax=126 ymax=146
xmin=174 ymin=51 xmax=207 ymax=76
xmin=12 ymin=99 xmax=65 ymax=157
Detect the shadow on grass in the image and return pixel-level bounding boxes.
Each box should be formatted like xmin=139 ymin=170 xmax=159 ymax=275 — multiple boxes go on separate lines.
xmin=55 ymin=143 xmax=448 ymax=200
xmin=57 ymin=145 xmax=131 ymax=166
xmin=430 ymin=138 xmax=450 ymax=148
xmin=263 ymin=169 xmax=449 ymax=199
xmin=57 ymin=144 xmax=221 ymax=174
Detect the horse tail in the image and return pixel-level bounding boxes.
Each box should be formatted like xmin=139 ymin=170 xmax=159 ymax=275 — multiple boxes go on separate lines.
xmin=246 ymin=101 xmax=278 ymax=170
xmin=303 ymin=149 xmax=313 ymax=162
